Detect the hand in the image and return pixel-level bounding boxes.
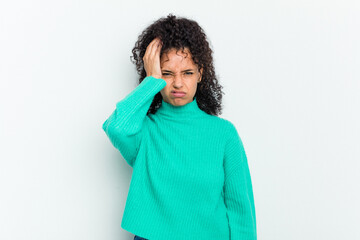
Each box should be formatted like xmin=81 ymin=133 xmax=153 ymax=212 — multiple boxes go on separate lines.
xmin=143 ymin=37 xmax=163 ymax=79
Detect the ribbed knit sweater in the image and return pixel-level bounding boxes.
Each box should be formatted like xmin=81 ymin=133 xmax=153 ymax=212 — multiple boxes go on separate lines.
xmin=102 ymin=76 xmax=257 ymax=240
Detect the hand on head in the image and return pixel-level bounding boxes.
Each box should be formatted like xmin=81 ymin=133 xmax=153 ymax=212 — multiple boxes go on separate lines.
xmin=143 ymin=37 xmax=163 ymax=79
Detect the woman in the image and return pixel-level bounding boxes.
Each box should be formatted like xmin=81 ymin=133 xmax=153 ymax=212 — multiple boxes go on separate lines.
xmin=102 ymin=14 xmax=257 ymax=240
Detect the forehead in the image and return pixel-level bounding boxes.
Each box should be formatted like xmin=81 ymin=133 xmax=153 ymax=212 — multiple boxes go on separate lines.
xmin=160 ymin=48 xmax=196 ymax=69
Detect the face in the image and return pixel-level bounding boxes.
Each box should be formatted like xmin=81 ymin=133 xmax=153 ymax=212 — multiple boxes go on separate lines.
xmin=159 ymin=47 xmax=203 ymax=106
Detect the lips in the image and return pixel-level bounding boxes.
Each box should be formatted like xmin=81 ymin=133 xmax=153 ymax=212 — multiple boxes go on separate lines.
xmin=172 ymin=91 xmax=186 ymax=94
xmin=171 ymin=90 xmax=186 ymax=97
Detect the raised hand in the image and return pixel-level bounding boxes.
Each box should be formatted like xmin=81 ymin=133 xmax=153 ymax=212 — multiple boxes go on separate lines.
xmin=143 ymin=37 xmax=163 ymax=79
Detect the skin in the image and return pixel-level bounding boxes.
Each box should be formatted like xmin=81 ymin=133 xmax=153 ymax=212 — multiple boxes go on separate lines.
xmin=143 ymin=37 xmax=203 ymax=106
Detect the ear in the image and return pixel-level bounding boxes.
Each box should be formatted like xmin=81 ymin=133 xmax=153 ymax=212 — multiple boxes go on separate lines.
xmin=198 ymin=67 xmax=203 ymax=82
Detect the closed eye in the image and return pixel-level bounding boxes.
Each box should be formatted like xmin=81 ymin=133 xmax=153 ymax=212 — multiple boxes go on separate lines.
xmin=162 ymin=72 xmax=193 ymax=76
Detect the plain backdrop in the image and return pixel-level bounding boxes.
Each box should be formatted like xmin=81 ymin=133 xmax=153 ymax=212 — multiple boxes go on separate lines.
xmin=1 ymin=0 xmax=359 ymax=239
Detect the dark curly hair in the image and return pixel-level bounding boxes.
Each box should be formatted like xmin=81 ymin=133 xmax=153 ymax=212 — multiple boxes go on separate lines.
xmin=130 ymin=13 xmax=224 ymax=116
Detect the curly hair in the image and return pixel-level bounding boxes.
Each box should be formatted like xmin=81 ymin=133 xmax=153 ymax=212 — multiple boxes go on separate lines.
xmin=130 ymin=13 xmax=224 ymax=116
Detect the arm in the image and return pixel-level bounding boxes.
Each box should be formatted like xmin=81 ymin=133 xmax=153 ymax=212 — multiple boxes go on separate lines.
xmin=223 ymin=122 xmax=257 ymax=240
xmin=102 ymin=76 xmax=166 ymax=167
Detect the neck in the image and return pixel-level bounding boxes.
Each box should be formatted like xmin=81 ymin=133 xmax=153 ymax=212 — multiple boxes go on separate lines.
xmin=156 ymin=97 xmax=204 ymax=119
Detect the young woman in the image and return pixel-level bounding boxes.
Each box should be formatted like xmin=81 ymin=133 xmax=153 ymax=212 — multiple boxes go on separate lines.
xmin=102 ymin=14 xmax=257 ymax=240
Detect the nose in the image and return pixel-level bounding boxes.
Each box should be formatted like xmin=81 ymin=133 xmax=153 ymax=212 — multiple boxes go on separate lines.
xmin=173 ymin=74 xmax=184 ymax=88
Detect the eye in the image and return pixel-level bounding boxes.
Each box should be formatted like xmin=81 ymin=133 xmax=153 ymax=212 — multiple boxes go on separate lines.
xmin=162 ymin=73 xmax=170 ymax=76
xmin=185 ymin=72 xmax=193 ymax=75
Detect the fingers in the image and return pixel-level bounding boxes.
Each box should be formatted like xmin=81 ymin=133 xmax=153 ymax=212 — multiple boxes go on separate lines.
xmin=144 ymin=38 xmax=155 ymax=58
xmin=143 ymin=37 xmax=163 ymax=78
xmin=155 ymin=38 xmax=163 ymax=55
xmin=144 ymin=38 xmax=160 ymax=57
xmin=148 ymin=38 xmax=162 ymax=59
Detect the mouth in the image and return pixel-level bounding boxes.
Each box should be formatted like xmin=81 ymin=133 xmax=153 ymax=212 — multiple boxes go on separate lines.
xmin=171 ymin=91 xmax=186 ymax=97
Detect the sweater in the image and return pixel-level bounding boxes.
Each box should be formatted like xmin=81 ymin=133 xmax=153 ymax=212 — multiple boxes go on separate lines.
xmin=102 ymin=76 xmax=257 ymax=240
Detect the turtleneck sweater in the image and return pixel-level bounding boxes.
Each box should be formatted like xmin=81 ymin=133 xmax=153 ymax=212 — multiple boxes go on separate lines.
xmin=102 ymin=76 xmax=257 ymax=240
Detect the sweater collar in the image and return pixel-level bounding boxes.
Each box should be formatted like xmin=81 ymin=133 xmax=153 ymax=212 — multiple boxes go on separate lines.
xmin=156 ymin=97 xmax=204 ymax=119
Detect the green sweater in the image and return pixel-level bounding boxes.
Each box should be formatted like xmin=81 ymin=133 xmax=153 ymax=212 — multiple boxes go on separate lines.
xmin=102 ymin=76 xmax=257 ymax=240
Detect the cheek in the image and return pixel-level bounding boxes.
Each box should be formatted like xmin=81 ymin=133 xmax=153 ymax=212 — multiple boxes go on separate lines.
xmin=160 ymin=87 xmax=166 ymax=93
xmin=160 ymin=84 xmax=170 ymax=94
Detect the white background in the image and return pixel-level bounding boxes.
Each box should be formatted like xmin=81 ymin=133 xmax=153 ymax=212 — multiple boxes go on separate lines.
xmin=1 ymin=0 xmax=359 ymax=239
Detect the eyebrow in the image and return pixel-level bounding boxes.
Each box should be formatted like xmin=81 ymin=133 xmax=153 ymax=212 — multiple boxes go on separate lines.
xmin=162 ymin=69 xmax=195 ymax=73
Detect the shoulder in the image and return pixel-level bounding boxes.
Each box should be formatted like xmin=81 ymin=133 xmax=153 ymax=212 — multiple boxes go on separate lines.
xmin=216 ymin=117 xmax=244 ymax=147
xmin=201 ymin=114 xmax=228 ymax=128
xmin=203 ymin=114 xmax=240 ymax=138
xmin=214 ymin=116 xmax=238 ymax=134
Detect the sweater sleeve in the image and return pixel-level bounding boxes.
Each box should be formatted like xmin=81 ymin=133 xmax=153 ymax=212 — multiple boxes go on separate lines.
xmin=102 ymin=76 xmax=167 ymax=167
xmin=223 ymin=121 xmax=257 ymax=240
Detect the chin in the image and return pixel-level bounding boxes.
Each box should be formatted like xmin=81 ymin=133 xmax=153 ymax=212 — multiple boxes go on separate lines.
xmin=173 ymin=98 xmax=190 ymax=104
